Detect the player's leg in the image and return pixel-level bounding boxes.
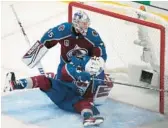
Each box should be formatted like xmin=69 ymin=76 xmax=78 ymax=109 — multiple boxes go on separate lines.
xmin=3 ymin=72 xmax=25 ymax=92
xmin=43 ymin=79 xmax=71 ymax=105
xmin=74 ymin=99 xmax=104 ymax=126
xmin=3 ymin=72 xmax=54 ymax=92
xmin=56 ymin=95 xmax=104 ymax=126
xmin=45 ymin=77 xmax=104 ymax=127
xmin=54 ymin=85 xmax=104 ymax=126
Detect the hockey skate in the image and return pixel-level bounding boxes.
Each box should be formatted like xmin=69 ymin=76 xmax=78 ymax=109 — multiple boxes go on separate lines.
xmin=83 ymin=116 xmax=104 ymax=127
xmin=3 ymin=72 xmax=24 ymax=92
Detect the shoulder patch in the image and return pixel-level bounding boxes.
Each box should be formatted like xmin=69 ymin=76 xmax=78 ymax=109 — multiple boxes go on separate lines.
xmin=92 ymin=30 xmax=98 ymax=37
xmin=58 ymin=24 xmax=65 ymax=31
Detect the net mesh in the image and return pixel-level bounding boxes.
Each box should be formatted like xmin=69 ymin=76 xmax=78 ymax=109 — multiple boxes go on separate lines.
xmin=69 ymin=2 xmax=168 ymax=114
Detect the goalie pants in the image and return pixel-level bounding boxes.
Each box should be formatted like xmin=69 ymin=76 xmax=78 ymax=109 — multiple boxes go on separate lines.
xmin=43 ymin=78 xmax=100 ymax=115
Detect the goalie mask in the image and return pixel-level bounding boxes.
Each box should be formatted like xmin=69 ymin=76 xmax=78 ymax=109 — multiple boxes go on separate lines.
xmin=72 ymin=10 xmax=90 ymax=36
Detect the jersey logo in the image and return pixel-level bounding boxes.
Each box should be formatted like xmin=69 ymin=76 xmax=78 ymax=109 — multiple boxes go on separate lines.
xmin=58 ymin=25 xmax=65 ymax=31
xmin=92 ymin=30 xmax=98 ymax=37
xmin=64 ymin=40 xmax=69 ymax=47
xmin=67 ymin=45 xmax=88 ymax=61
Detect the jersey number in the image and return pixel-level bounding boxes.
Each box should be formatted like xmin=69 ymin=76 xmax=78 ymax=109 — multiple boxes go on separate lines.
xmin=48 ymin=29 xmax=54 ymax=38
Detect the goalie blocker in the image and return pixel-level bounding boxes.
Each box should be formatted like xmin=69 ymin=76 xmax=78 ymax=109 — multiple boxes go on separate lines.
xmin=22 ymin=41 xmax=48 ymax=68
xmin=94 ymin=74 xmax=113 ymax=105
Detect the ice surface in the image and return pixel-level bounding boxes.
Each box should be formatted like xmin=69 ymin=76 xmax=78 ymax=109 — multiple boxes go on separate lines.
xmin=1 ymin=88 xmax=166 ymax=128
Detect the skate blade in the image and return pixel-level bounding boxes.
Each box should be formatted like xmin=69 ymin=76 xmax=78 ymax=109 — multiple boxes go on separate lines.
xmin=84 ymin=119 xmax=104 ymax=127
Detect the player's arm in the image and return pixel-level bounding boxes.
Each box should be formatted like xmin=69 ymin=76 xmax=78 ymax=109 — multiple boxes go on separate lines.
xmin=85 ymin=30 xmax=107 ymax=76
xmin=22 ymin=23 xmax=66 ymax=68
xmin=90 ymin=29 xmax=107 ymax=61
xmin=40 ymin=24 xmax=65 ymax=48
xmin=61 ymin=63 xmax=91 ymax=96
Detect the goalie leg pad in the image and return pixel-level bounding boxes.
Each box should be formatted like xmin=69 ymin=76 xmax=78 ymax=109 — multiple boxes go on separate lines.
xmin=31 ymin=75 xmax=51 ymax=91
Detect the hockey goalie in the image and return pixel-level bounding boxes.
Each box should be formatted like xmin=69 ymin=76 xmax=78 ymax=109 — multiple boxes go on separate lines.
xmin=3 ymin=10 xmax=113 ymax=127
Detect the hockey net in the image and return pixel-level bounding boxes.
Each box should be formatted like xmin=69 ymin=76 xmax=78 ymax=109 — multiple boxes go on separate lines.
xmin=68 ymin=2 xmax=168 ymax=114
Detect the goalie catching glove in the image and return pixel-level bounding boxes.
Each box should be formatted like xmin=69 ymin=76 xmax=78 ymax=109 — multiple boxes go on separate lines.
xmin=74 ymin=70 xmax=91 ymax=96
xmin=22 ymin=41 xmax=48 ymax=68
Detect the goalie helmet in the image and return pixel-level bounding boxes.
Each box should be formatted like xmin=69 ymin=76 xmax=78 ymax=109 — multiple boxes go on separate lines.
xmin=72 ymin=10 xmax=90 ymax=36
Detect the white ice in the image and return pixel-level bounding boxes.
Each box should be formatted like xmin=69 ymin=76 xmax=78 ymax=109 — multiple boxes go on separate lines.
xmin=1 ymin=88 xmax=166 ymax=128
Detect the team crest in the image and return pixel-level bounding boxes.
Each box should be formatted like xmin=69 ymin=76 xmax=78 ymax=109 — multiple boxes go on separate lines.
xmin=64 ymin=40 xmax=69 ymax=47
xmin=67 ymin=45 xmax=88 ymax=60
xmin=92 ymin=30 xmax=98 ymax=37
xmin=58 ymin=24 xmax=65 ymax=31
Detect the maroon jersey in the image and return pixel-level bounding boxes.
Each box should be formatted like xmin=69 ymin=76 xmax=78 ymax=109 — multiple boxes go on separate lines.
xmin=40 ymin=22 xmax=107 ymax=80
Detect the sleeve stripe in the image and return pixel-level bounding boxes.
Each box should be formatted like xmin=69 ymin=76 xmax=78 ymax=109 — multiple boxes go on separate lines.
xmin=84 ymin=37 xmax=95 ymax=46
xmin=98 ymin=46 xmax=103 ymax=56
xmin=65 ymin=64 xmax=75 ymax=80
xmin=43 ymin=34 xmax=72 ymax=44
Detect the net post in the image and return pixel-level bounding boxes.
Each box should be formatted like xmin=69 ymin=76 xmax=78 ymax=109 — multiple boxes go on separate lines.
xmin=68 ymin=2 xmax=73 ymax=22
xmin=160 ymin=28 xmax=165 ymax=114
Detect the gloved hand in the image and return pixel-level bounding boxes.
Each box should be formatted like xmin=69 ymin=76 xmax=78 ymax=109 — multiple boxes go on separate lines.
xmin=75 ymin=71 xmax=91 ymax=96
xmin=85 ymin=57 xmax=105 ymax=76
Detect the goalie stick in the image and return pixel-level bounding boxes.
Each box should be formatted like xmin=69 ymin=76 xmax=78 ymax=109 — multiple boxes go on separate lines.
xmin=10 ymin=5 xmax=45 ymax=75
xmin=94 ymin=78 xmax=168 ymax=93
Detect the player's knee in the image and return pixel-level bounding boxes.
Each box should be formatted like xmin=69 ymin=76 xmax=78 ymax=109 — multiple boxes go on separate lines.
xmin=31 ymin=75 xmax=52 ymax=91
xmin=74 ymin=100 xmax=100 ymax=115
xmin=74 ymin=100 xmax=92 ymax=113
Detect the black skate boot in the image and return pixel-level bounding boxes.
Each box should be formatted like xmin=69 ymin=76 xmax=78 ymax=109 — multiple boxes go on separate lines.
xmin=3 ymin=72 xmax=24 ymax=92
